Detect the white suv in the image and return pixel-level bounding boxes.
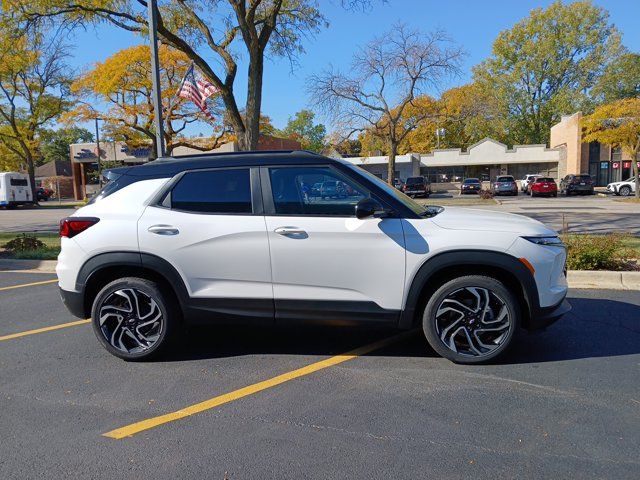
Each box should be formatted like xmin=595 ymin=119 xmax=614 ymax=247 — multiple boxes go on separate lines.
xmin=607 ymin=177 xmax=636 ymax=196
xmin=57 ymin=151 xmax=570 ymax=364
xmin=521 ymin=174 xmax=541 ymax=193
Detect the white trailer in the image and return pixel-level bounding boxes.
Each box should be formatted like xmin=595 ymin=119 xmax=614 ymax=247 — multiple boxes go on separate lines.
xmin=0 ymin=172 xmax=33 ymax=208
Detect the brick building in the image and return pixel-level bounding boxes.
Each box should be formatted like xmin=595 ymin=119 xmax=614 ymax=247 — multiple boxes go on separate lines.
xmin=550 ymin=112 xmax=639 ymax=186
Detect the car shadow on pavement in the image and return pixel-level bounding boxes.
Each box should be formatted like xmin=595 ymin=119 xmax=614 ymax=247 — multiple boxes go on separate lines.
xmin=163 ymin=296 xmax=640 ymax=364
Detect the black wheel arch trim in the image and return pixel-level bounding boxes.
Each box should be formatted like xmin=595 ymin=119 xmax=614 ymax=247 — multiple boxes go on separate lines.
xmin=74 ymin=251 xmax=191 ymax=318
xmin=398 ymin=250 xmax=543 ymax=330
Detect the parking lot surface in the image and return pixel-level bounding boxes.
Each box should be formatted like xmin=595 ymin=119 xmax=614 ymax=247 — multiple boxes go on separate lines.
xmin=1 ymin=272 xmax=639 ymax=479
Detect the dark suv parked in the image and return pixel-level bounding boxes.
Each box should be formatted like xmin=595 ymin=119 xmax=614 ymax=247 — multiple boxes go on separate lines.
xmin=560 ymin=174 xmax=594 ymax=196
xmin=402 ymin=176 xmax=431 ymax=198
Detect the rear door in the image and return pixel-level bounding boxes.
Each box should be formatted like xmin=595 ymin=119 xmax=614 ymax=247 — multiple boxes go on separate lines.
xmin=137 ymin=167 xmax=274 ymax=322
xmin=262 ymin=164 xmax=406 ymax=325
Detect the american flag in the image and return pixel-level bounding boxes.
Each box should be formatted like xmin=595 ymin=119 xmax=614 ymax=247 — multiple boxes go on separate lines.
xmin=177 ymin=63 xmax=219 ymax=118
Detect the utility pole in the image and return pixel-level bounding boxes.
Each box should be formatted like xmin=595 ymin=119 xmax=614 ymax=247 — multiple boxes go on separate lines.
xmin=95 ymin=117 xmax=102 ymax=187
xmin=147 ymin=0 xmax=166 ymax=158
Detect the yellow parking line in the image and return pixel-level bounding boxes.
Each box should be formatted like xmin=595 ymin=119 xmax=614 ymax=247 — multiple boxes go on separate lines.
xmin=0 ymin=279 xmax=58 ymax=292
xmin=0 ymin=319 xmax=91 ymax=341
xmin=104 ymin=330 xmax=415 ymax=439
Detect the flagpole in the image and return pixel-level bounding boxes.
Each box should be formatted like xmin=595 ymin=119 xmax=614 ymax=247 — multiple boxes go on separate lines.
xmin=147 ymin=0 xmax=166 ymax=158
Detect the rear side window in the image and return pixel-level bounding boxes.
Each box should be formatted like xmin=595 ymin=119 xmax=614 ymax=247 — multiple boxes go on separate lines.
xmin=406 ymin=177 xmax=424 ymax=185
xmin=10 ymin=178 xmax=28 ymax=186
xmin=171 ymin=168 xmax=251 ymax=214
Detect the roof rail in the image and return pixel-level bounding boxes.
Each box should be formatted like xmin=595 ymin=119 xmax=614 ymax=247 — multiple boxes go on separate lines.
xmin=163 ymin=149 xmax=322 ymax=161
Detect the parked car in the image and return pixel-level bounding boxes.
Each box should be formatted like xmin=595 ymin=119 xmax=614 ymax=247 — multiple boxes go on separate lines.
xmin=560 ymin=174 xmax=594 ymax=196
xmin=310 ymin=182 xmax=322 ymax=197
xmin=607 ymin=177 xmax=637 ymax=197
xmin=57 ymin=151 xmax=570 ymax=364
xmin=402 ymin=176 xmax=431 ymax=198
xmin=460 ymin=178 xmax=481 ymax=194
xmin=529 ymin=177 xmax=558 ymax=197
xmin=492 ymin=175 xmax=518 ymax=196
xmin=36 ymin=187 xmax=54 ymax=201
xmin=521 ymin=174 xmax=541 ymax=193
xmin=320 ymin=181 xmax=346 ymax=199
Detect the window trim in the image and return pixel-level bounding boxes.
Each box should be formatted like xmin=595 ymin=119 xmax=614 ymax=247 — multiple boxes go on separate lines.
xmin=151 ymin=166 xmax=260 ymax=216
xmin=260 ymin=164 xmax=396 ymax=218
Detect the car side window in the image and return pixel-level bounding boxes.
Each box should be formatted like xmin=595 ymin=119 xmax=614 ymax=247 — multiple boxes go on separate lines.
xmin=268 ymin=166 xmax=370 ymax=216
xmin=170 ymin=168 xmax=252 ymax=214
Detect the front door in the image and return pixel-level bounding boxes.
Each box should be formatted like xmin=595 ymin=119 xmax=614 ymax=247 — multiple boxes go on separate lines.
xmin=262 ymin=165 xmax=406 ymax=325
xmin=138 ymin=167 xmax=273 ymax=322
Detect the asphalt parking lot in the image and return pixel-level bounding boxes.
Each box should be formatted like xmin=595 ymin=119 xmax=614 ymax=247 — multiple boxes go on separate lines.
xmin=1 ymin=271 xmax=639 ymax=479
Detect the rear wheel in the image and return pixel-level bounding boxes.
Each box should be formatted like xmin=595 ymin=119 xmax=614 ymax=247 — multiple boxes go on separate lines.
xmin=91 ymin=277 xmax=177 ymax=361
xmin=422 ymin=275 xmax=520 ymax=364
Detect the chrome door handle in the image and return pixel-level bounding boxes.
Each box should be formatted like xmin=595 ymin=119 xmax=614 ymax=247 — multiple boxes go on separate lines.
xmin=148 ymin=225 xmax=179 ymax=236
xmin=274 ymin=227 xmax=306 ymax=235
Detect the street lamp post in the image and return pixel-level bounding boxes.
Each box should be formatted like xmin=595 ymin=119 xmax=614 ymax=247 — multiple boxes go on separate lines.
xmin=147 ymin=0 xmax=166 ymax=159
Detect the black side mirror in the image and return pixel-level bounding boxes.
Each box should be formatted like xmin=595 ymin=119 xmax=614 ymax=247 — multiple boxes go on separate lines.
xmin=355 ymin=197 xmax=385 ymax=219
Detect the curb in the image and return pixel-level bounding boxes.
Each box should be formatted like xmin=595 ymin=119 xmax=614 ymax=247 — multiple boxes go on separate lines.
xmin=0 ymin=259 xmax=57 ymax=273
xmin=567 ymin=270 xmax=640 ymax=290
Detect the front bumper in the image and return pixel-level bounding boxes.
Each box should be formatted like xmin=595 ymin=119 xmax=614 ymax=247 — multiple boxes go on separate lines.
xmin=59 ymin=287 xmax=87 ymax=319
xmin=528 ymin=298 xmax=571 ymax=331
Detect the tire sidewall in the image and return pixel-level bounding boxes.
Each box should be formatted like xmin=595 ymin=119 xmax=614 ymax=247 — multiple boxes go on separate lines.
xmin=91 ymin=277 xmax=174 ymax=361
xmin=422 ymin=275 xmax=520 ymax=364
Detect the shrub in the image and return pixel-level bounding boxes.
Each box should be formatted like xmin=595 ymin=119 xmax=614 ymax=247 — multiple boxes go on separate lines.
xmin=478 ymin=189 xmax=494 ymax=199
xmin=562 ymin=233 xmax=635 ymax=271
xmin=2 ymin=233 xmax=46 ymax=252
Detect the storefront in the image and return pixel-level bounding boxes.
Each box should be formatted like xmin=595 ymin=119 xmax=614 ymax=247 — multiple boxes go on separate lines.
xmin=588 ymin=143 xmax=639 ymax=186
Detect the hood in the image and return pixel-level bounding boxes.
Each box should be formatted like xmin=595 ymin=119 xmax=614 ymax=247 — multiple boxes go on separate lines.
xmin=431 ymin=207 xmax=556 ymax=235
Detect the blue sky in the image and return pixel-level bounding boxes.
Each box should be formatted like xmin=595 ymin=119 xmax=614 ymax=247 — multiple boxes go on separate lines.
xmin=68 ymin=0 xmax=640 ymax=134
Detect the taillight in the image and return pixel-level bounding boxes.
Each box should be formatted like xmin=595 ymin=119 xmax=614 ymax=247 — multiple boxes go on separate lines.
xmin=60 ymin=217 xmax=100 ymax=238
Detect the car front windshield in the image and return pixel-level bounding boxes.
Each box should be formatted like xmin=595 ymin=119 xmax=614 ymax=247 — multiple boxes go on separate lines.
xmin=344 ymin=163 xmax=439 ymax=217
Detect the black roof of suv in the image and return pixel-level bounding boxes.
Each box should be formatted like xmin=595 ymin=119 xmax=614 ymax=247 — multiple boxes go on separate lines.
xmin=111 ymin=150 xmax=331 ymax=178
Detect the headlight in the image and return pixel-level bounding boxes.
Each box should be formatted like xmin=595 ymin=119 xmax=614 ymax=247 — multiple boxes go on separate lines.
xmin=522 ymin=236 xmax=564 ymax=247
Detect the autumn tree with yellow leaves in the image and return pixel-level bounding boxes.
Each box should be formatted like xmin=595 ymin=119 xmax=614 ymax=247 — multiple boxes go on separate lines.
xmin=68 ymin=44 xmax=230 ymax=157
xmin=583 ymin=98 xmax=640 ymax=199
xmin=0 ymin=20 xmax=71 ymax=199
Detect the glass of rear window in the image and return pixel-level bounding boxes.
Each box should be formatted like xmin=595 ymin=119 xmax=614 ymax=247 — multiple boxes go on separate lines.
xmin=170 ymin=168 xmax=252 ymax=214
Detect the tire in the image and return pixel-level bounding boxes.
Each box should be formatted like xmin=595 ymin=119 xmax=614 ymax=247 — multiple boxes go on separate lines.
xmin=531 ymin=191 xmax=536 ymax=197
xmin=422 ymin=275 xmax=520 ymax=364
xmin=553 ymin=193 xmax=557 ymax=197
xmin=91 ymin=277 xmax=177 ymax=361
xmin=619 ymin=185 xmax=632 ymax=197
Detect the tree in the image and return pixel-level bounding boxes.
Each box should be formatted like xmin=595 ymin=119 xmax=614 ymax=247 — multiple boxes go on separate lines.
xmin=68 ymin=44 xmax=229 ymax=157
xmin=280 ymin=109 xmax=326 ymax=152
xmin=473 ymin=1 xmax=622 ymax=145
xmin=0 ymin=22 xmax=71 ymax=200
xmin=309 ymin=24 xmax=462 ymax=183
xmin=583 ymin=98 xmax=640 ymax=198
xmin=437 ymin=83 xmax=507 ymax=149
xmin=8 ymin=0 xmax=373 ymax=151
xmin=591 ymin=53 xmax=640 ymax=104
xmin=40 ymin=126 xmax=93 ymax=163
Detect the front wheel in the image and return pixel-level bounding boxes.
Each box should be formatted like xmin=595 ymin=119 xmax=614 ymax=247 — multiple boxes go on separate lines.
xmin=619 ymin=185 xmax=632 ymax=197
xmin=422 ymin=275 xmax=520 ymax=364
xmin=91 ymin=277 xmax=177 ymax=361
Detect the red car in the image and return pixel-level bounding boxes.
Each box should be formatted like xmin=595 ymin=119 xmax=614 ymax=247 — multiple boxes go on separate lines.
xmin=530 ymin=177 xmax=557 ymax=197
